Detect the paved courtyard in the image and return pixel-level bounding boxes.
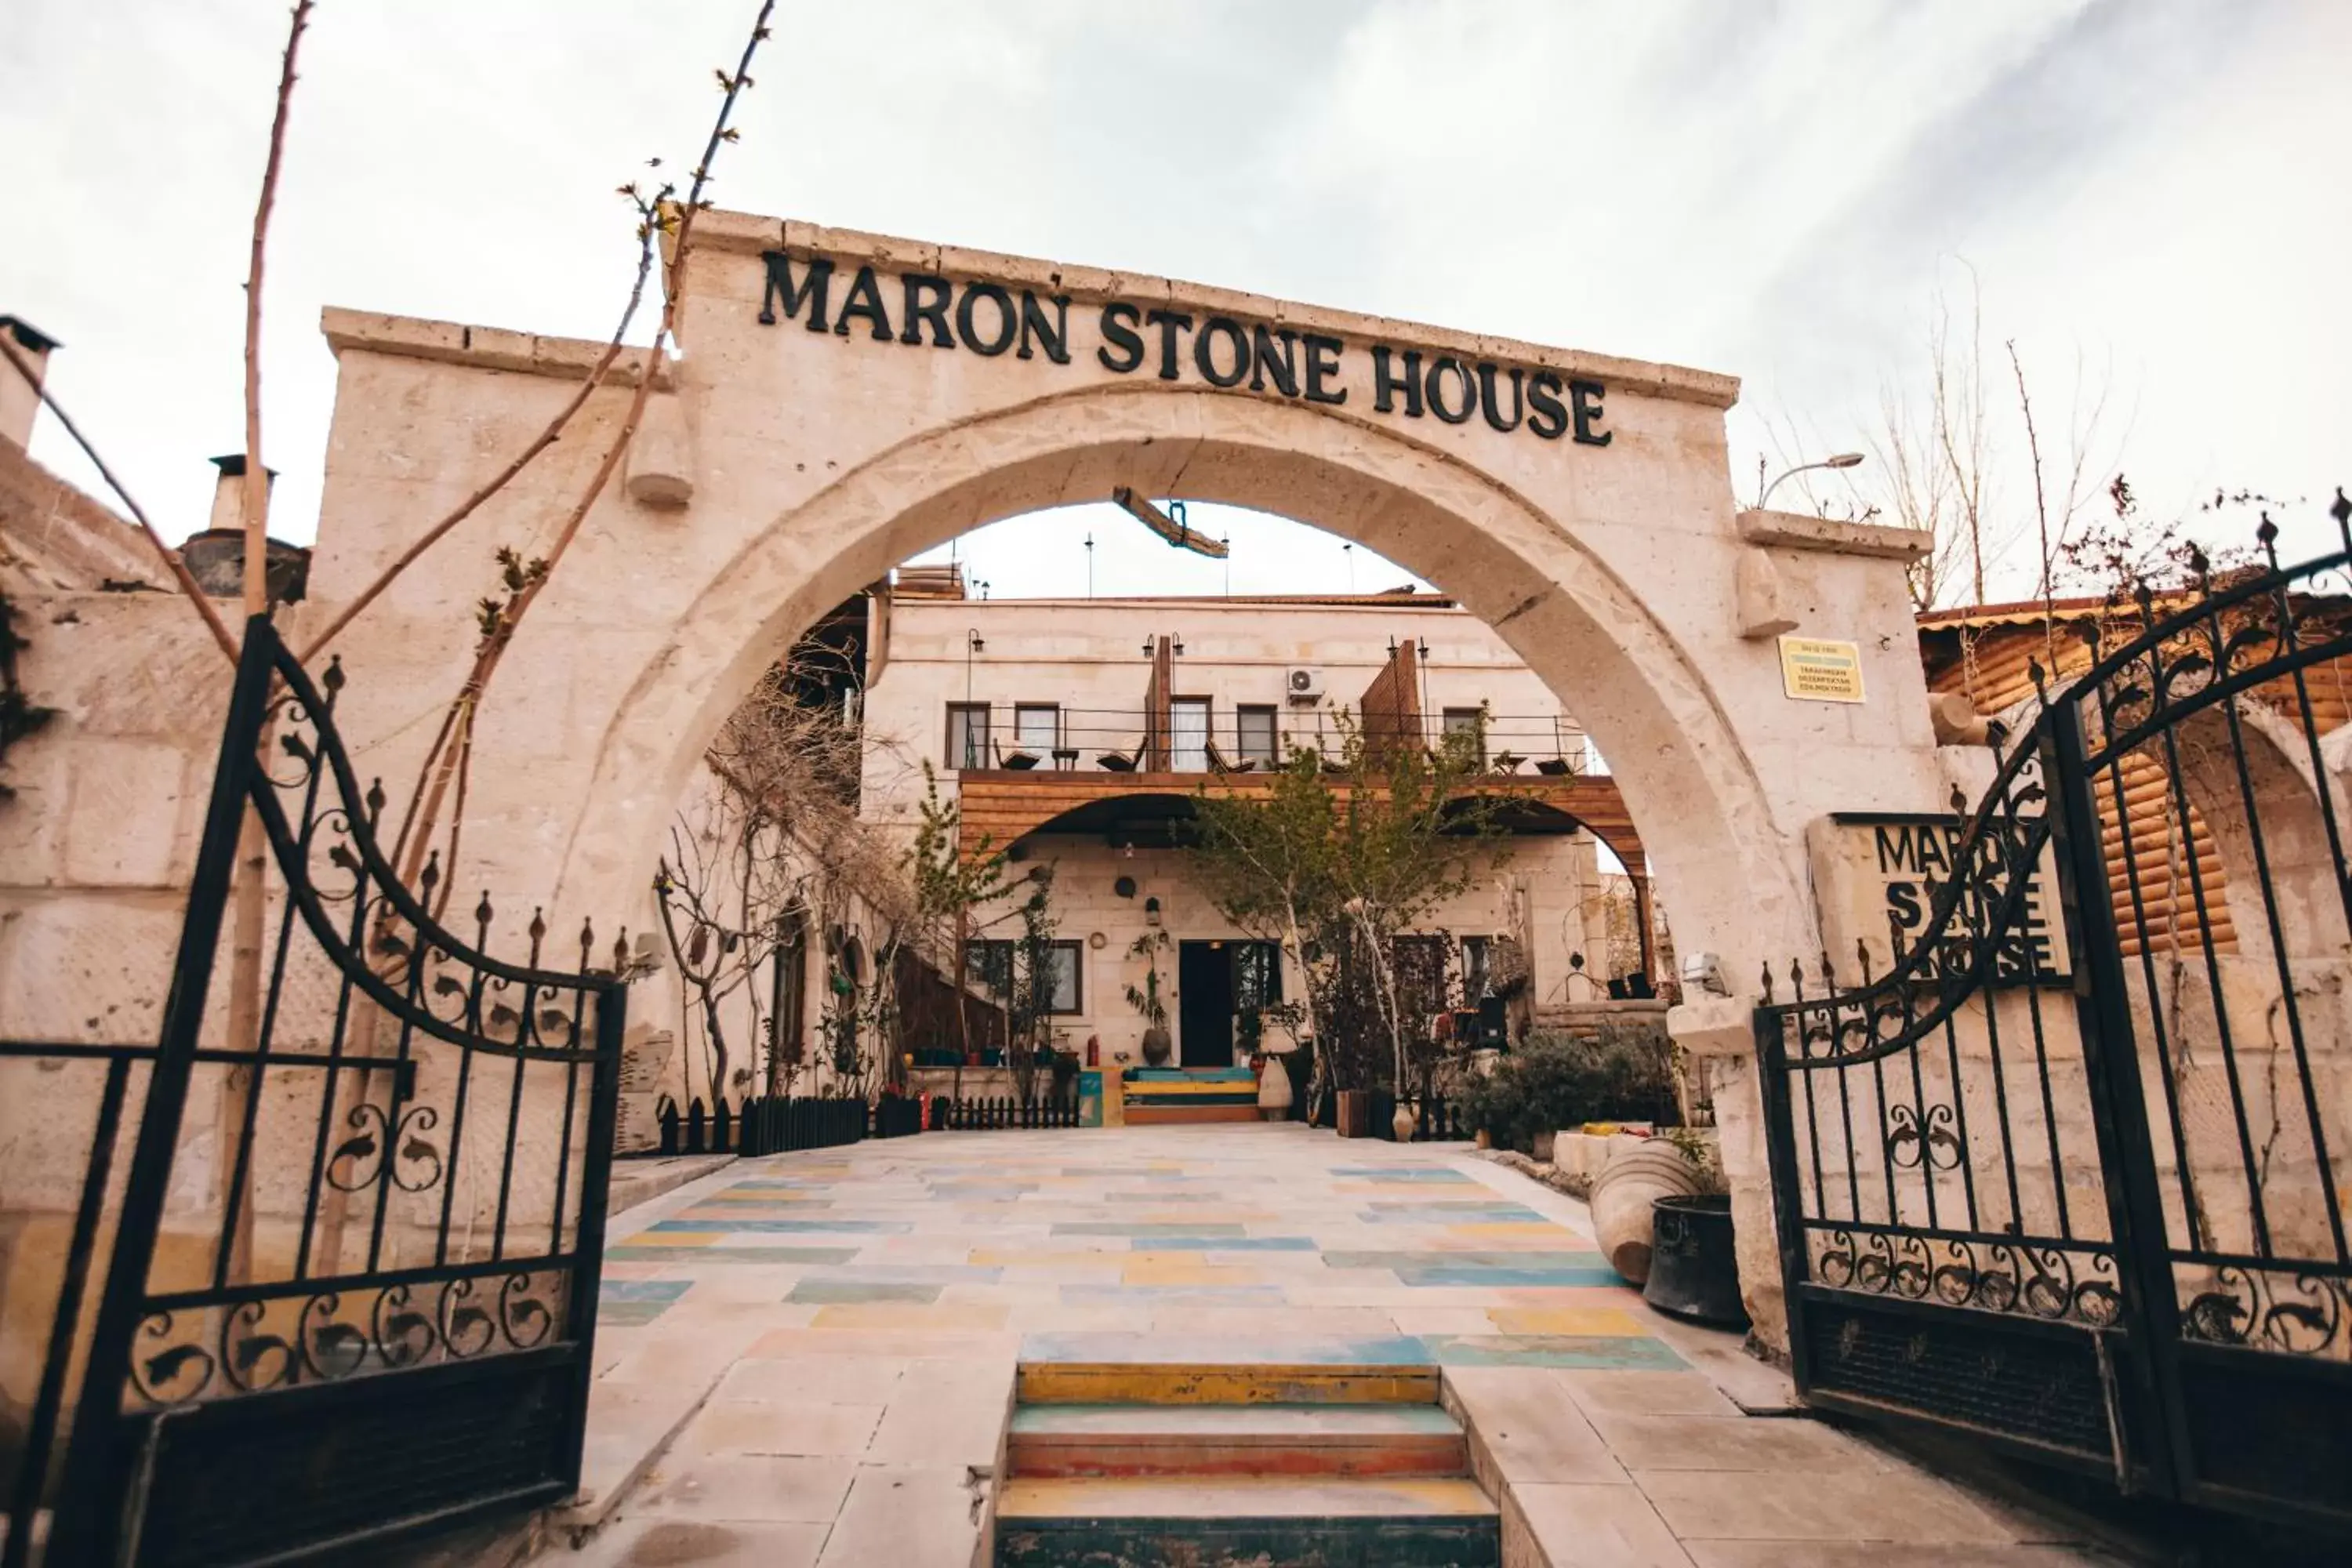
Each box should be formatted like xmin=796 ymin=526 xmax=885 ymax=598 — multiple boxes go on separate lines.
xmin=543 ymin=1124 xmax=2119 ymax=1567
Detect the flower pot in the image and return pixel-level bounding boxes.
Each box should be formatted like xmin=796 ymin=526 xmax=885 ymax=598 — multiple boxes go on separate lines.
xmin=1141 ymin=1025 xmax=1173 ymax=1067
xmin=1257 ymin=1054 xmax=1294 ymax=1120
xmin=1642 ymin=1193 xmax=1749 ymax=1328
xmin=1474 ymin=1128 xmax=1492 ymax=1150
xmin=1588 ymin=1143 xmax=1705 ymax=1285
xmin=1392 ymin=1099 xmax=1418 ymax=1142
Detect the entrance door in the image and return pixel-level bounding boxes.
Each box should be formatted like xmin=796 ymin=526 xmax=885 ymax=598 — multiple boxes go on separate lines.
xmin=1178 ymin=941 xmax=1236 ymax=1066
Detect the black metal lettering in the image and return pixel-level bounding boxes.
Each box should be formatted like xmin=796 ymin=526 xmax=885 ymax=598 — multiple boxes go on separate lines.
xmin=1250 ymin=325 xmax=1299 ymax=397
xmin=1098 ymin=302 xmax=1145 ymax=372
xmin=900 ymin=274 xmax=956 ymax=347
xmin=758 ymin=252 xmax=833 ymax=330
xmin=1304 ymin=335 xmax=1347 ymax=405
xmin=1196 ymin=317 xmax=1250 ymax=389
xmin=1018 ymin=292 xmax=1072 ymax=364
xmin=1145 ymin=309 xmax=1195 ymax=381
xmin=1373 ymin=347 xmax=1422 ymax=416
xmin=1425 ymin=356 xmax=1476 ymax=425
xmin=1570 ymin=378 xmax=1613 ymax=446
xmin=833 ymin=265 xmax=893 ymax=343
xmin=958 ymin=283 xmax=1018 ymax=357
xmin=1526 ymin=371 xmax=1567 ymax=439
xmin=1478 ymin=363 xmax=1524 ymax=433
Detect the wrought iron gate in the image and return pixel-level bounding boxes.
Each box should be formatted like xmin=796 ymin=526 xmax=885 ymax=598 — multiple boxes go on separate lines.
xmin=4 ymin=617 xmax=627 ymax=1566
xmin=1757 ymin=503 xmax=2352 ymax=1534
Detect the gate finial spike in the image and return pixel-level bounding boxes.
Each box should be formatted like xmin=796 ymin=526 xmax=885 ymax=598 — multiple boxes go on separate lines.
xmin=1759 ymin=962 xmax=1776 ymax=1004
xmin=475 ymin=891 xmax=494 ymax=939
xmin=419 ymin=851 xmax=441 ymax=896
xmin=1949 ymin=782 xmax=1969 ymax=815
xmin=2330 ymin=486 xmax=2350 ymax=551
xmin=323 ymin=655 xmax=345 ymax=700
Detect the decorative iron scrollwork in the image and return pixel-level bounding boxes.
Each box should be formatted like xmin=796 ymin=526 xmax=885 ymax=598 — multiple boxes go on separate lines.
xmin=1886 ymin=1103 xmax=1964 ymax=1171
xmin=2180 ymin=1265 xmax=2349 ymax=1357
xmin=122 ymin=1270 xmax=572 ymax=1406
xmin=325 ymin=1101 xmax=445 ymax=1194
xmin=1810 ymin=1229 xmax=2119 ymax=1329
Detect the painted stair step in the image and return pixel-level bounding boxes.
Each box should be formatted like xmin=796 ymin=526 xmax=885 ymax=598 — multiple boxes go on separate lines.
xmin=995 ymin=1477 xmax=1499 ymax=1568
xmin=1123 ymin=1105 xmax=1262 ymax=1125
xmin=1008 ymin=1401 xmax=1468 ymax=1479
xmin=1018 ymin=1360 xmax=1439 ymax=1406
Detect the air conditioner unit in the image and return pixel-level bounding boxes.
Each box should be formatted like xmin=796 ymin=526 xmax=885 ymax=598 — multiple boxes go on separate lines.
xmin=1284 ymin=667 xmax=1323 ymax=703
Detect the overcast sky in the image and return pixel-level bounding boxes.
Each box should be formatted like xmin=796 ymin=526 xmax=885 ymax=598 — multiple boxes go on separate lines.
xmin=5 ymin=0 xmax=2345 ymax=602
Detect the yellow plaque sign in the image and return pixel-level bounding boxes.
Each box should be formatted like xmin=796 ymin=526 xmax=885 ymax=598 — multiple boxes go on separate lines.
xmin=1778 ymin=636 xmax=1865 ymax=703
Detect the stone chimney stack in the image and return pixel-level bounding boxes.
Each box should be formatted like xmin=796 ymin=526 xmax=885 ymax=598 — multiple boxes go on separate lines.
xmin=207 ymin=452 xmax=272 ymax=535
xmin=0 ymin=316 xmax=60 ymax=452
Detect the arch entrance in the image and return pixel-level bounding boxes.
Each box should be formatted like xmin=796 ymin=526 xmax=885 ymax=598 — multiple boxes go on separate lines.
xmin=307 ymin=212 xmax=1948 ymax=1330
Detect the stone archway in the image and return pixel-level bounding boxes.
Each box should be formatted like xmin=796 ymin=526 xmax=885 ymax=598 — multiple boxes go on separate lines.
xmin=300 ymin=213 xmax=1950 ymax=1334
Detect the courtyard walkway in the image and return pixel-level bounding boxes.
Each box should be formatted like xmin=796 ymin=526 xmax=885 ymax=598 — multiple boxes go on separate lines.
xmin=543 ymin=1124 xmax=2119 ymax=1567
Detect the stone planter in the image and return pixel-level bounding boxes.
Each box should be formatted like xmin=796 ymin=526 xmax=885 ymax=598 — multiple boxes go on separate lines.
xmin=1588 ymin=1142 xmax=1704 ymax=1285
xmin=1643 ymin=1193 xmax=1748 ymax=1328
xmin=1530 ymin=1130 xmax=1556 ymax=1163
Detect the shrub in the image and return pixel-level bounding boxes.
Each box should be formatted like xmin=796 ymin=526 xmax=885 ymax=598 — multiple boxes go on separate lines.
xmin=1461 ymin=1019 xmax=1677 ymax=1154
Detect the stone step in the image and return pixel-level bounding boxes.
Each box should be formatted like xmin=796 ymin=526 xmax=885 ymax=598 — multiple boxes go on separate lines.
xmin=1122 ymin=1103 xmax=1261 ymax=1125
xmin=1017 ymin=1359 xmax=1439 ymax=1406
xmin=1016 ymin=1334 xmax=1443 ymax=1406
xmin=994 ymin=1476 xmax=1500 ymax=1568
xmin=1007 ymin=1401 xmax=1469 ymax=1479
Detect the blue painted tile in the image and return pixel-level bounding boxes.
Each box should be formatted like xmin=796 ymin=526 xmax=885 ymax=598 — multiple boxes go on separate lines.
xmin=1356 ymin=1207 xmax=1545 ymax=1224
xmin=648 ymin=1218 xmax=909 ymax=1234
xmin=787 ymin=1279 xmax=942 ymax=1305
xmin=1052 ymin=1222 xmax=1247 ymax=1238
xmin=1416 ymin=1334 xmax=1688 ymax=1370
xmin=1401 ymin=1265 xmax=1625 ymax=1287
xmin=1125 ymin=1236 xmax=1318 ymax=1252
xmin=604 ymin=1245 xmax=861 ymax=1265
xmin=1060 ymin=1285 xmax=1287 ymax=1306
xmin=1321 ymin=1250 xmax=1607 ymax=1271
xmin=827 ymin=1264 xmax=1004 ymax=1284
xmin=1329 ymin=1168 xmax=1475 ymax=1181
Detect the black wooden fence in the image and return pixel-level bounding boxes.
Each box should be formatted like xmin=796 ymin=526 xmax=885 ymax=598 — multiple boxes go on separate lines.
xmin=655 ymin=1094 xmax=867 ymax=1156
xmin=935 ymin=1091 xmax=1081 ymax=1131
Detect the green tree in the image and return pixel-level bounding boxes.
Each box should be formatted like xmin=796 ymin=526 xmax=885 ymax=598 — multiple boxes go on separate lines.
xmin=904 ymin=763 xmax=1011 ymax=1101
xmin=1184 ymin=717 xmax=1507 ymax=1103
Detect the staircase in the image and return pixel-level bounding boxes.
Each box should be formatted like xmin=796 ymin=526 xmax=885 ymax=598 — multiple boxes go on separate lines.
xmin=995 ymin=1352 xmax=1499 ymax=1566
xmin=1120 ymin=1065 xmax=1261 ymax=1126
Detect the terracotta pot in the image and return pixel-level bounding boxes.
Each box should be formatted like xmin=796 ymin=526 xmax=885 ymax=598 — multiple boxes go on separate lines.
xmin=1588 ymin=1143 xmax=1704 ymax=1285
xmin=1257 ymin=1054 xmax=1294 ymax=1116
xmin=1391 ymin=1100 xmax=1418 ymax=1142
xmin=1141 ymin=1026 xmax=1172 ymax=1066
xmin=1474 ymin=1128 xmax=1492 ymax=1150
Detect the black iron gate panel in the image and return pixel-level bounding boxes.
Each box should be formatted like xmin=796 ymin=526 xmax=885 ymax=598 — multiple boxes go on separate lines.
xmin=12 ymin=617 xmax=628 ymax=1566
xmin=1759 ymin=499 xmax=2352 ymax=1534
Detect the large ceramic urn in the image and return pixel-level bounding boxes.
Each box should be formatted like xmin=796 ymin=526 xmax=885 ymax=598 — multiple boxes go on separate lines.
xmin=1587 ymin=1142 xmax=1705 ymax=1285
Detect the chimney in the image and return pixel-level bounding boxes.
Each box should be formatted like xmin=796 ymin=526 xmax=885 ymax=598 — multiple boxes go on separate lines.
xmin=0 ymin=316 xmax=60 ymax=452
xmin=205 ymin=452 xmax=273 ymax=535
xmin=182 ymin=454 xmax=310 ymax=604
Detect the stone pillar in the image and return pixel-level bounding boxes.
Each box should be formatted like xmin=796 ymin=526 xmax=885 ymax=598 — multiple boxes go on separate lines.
xmin=1667 ymin=995 xmax=1785 ymax=1348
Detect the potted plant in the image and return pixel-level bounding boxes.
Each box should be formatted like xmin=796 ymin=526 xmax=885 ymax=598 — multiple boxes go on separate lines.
xmin=1125 ymin=931 xmax=1173 ymax=1067
xmin=1641 ymin=1130 xmax=1745 ymax=1327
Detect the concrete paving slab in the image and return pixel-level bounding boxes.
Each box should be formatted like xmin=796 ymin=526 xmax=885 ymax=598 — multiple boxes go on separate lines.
xmin=1504 ymin=1483 xmax=1695 ymax=1568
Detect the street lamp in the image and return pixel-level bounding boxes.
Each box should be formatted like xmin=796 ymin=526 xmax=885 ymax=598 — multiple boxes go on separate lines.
xmin=1758 ymin=452 xmax=1864 ymax=510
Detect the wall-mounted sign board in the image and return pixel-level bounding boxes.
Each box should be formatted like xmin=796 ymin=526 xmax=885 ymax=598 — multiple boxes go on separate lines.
xmin=1806 ymin=812 xmax=2073 ymax=988
xmin=1778 ymin=636 xmax=1865 ymax=702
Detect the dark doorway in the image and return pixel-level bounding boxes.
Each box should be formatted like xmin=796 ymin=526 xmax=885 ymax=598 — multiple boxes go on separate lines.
xmin=1178 ymin=940 xmax=1236 ymax=1066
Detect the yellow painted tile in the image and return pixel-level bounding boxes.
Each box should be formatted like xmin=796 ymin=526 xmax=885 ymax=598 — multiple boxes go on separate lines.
xmin=621 ymin=1230 xmax=721 ymax=1245
xmin=809 ymin=1302 xmax=1010 ymax=1330
xmin=969 ymin=1249 xmax=1126 ymax=1271
xmin=1446 ymin=1222 xmax=1572 ymax=1240
xmin=1486 ymin=1306 xmax=1650 ymax=1337
xmin=1121 ymin=1255 xmax=1264 ymax=1286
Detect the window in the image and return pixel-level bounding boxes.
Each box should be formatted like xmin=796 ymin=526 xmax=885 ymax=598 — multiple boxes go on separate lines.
xmin=964 ymin=939 xmax=1013 ymax=1000
xmin=1392 ymin=935 xmax=1451 ymax=1017
xmin=1171 ymin=697 xmax=1210 ymax=772
xmin=1236 ymin=704 xmax=1278 ymax=767
xmin=946 ymin=702 xmax=989 ymax=771
xmin=1234 ymin=941 xmax=1284 ymax=1010
xmin=1461 ymin=935 xmax=1493 ymax=1001
xmin=966 ymin=938 xmax=1082 ymax=1014
xmin=1043 ymin=940 xmax=1083 ymax=1014
xmin=1014 ymin=703 xmax=1060 ymax=753
xmin=1442 ymin=706 xmax=1486 ymax=765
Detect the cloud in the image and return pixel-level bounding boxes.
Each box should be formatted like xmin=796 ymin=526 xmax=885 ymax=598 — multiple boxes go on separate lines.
xmin=3 ymin=0 xmax=2342 ymax=595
